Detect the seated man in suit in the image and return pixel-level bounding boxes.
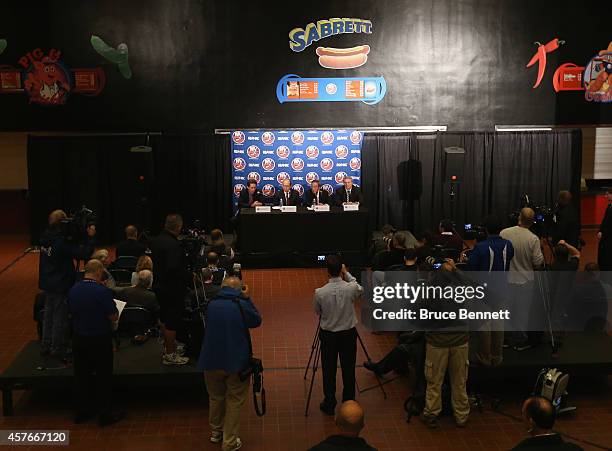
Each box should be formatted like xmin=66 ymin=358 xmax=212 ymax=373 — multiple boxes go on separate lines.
xmin=335 ymin=176 xmax=363 ymax=206
xmin=276 ymin=178 xmax=301 ymax=206
xmin=116 ymin=269 xmax=160 ymax=320
xmin=304 ymin=180 xmax=331 ymax=207
xmin=116 ymin=225 xmax=147 ymax=258
xmin=238 ymin=178 xmax=264 ymax=209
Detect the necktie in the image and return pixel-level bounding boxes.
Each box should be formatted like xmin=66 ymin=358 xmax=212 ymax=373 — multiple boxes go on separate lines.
xmin=249 ymin=193 xmax=253 ymax=206
xmin=315 ymin=192 xmax=319 ymax=205
xmin=285 ymin=193 xmax=289 ymax=206
xmin=347 ymin=190 xmax=351 ymax=202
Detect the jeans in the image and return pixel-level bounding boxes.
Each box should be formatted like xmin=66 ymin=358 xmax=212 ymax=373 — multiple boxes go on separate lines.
xmin=41 ymin=292 xmax=70 ymax=356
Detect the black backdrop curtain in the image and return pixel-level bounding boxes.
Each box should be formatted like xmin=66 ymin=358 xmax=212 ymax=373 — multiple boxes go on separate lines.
xmin=28 ymin=130 xmax=580 ymax=245
xmin=361 ymin=130 xmax=582 ymax=233
xmin=28 ymin=134 xmax=231 ymax=244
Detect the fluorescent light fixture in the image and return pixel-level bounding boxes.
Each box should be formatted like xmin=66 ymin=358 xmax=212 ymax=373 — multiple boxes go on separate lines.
xmin=495 ymin=125 xmax=553 ymax=132
xmin=215 ymin=126 xmax=447 ymax=134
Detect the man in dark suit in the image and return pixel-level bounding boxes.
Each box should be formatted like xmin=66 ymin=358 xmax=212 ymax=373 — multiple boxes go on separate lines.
xmin=304 ymin=180 xmax=331 ymax=206
xmin=237 ymin=179 xmax=264 ymax=209
xmin=334 ymin=176 xmax=363 ymax=205
xmin=276 ymin=178 xmax=301 ymax=206
xmin=116 ymin=225 xmax=147 ymax=258
xmin=552 ymin=191 xmax=580 ymax=248
xmin=598 ymin=188 xmax=612 ymax=271
xmin=511 ymin=396 xmax=583 ymax=450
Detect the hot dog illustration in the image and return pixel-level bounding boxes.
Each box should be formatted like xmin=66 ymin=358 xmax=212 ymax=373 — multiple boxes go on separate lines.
xmin=316 ymin=45 xmax=370 ymax=69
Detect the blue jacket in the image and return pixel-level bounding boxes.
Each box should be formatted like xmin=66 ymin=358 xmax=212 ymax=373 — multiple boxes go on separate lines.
xmin=198 ymin=286 xmax=262 ymax=373
xmin=468 ymin=235 xmax=514 ymax=272
xmin=38 ymin=228 xmax=95 ymax=294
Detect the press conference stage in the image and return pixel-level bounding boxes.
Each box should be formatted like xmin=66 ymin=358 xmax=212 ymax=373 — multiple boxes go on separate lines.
xmin=237 ymin=206 xmax=370 ymax=268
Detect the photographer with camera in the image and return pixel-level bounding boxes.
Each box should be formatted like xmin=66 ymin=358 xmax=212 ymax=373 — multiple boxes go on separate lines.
xmin=552 ymin=191 xmax=580 ymax=248
xmin=314 ymin=255 xmax=363 ymax=416
xmin=151 ymin=214 xmax=191 ymax=366
xmin=198 ymin=276 xmax=261 ymax=451
xmin=38 ymin=209 xmax=96 ymax=362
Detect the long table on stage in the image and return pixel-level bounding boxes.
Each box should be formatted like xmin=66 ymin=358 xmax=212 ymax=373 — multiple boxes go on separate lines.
xmin=237 ymin=207 xmax=370 ymax=263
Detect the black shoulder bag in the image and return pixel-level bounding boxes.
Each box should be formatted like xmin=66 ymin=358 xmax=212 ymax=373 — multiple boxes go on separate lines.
xmin=233 ymin=298 xmax=266 ymax=417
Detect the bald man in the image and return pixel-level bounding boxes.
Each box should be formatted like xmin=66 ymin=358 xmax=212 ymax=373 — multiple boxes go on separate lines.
xmin=308 ymin=401 xmax=376 ymax=451
xmin=276 ymin=178 xmax=300 ymax=206
xmin=500 ymin=208 xmax=545 ymax=351
xmin=511 ymin=397 xmax=582 ymax=450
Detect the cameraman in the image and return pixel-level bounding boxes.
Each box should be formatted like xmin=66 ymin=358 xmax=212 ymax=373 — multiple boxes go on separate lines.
xmin=198 ymin=276 xmax=261 ymax=450
xmin=151 ymin=214 xmax=191 ymax=366
xmin=314 ymin=255 xmax=363 ymax=416
xmin=39 ymin=209 xmax=96 ymax=361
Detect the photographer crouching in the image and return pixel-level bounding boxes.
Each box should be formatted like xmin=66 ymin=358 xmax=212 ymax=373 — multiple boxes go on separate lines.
xmin=198 ymin=276 xmax=262 ymax=451
xmin=38 ymin=209 xmax=96 ymax=363
xmin=151 ymin=214 xmax=192 ymax=366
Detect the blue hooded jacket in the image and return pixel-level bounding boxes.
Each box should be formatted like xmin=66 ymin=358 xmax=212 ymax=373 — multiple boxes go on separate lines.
xmin=198 ymin=286 xmax=262 ymax=373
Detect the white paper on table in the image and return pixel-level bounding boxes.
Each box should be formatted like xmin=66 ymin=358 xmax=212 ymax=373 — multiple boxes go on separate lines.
xmin=114 ymin=299 xmax=127 ymax=318
xmin=272 ymin=206 xmax=281 ymax=210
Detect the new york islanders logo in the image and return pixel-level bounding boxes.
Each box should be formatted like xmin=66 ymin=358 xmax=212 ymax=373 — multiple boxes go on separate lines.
xmin=291 ymin=131 xmax=305 ymax=145
xmin=320 ymin=131 xmax=334 ymax=145
xmin=233 ymin=157 xmax=246 ymax=171
xmin=306 ymin=145 xmax=319 ymax=159
xmin=293 ymin=184 xmax=304 ymax=197
xmin=276 ymin=172 xmax=290 ymax=184
xmin=322 ymin=184 xmax=334 ymax=195
xmin=350 ymin=130 xmax=362 ymax=144
xmin=350 ymin=157 xmax=361 ymax=170
xmin=234 ymin=184 xmax=245 ymax=197
xmin=306 ymin=172 xmax=319 ymax=184
xmin=261 ymin=132 xmax=275 ymax=145
xmin=320 ymin=158 xmax=334 ymax=172
xmin=247 ymin=172 xmax=261 ymax=184
xmin=335 ymin=145 xmax=349 ymax=159
xmin=247 ymin=145 xmax=261 ymax=159
xmin=262 ymin=158 xmax=276 ymax=172
xmin=262 ymin=184 xmax=276 ymax=197
xmin=335 ymin=172 xmax=348 ymax=184
xmin=291 ymin=158 xmax=305 ymax=171
xmin=276 ymin=145 xmax=290 ymax=159
xmin=232 ymin=131 xmax=246 ymax=145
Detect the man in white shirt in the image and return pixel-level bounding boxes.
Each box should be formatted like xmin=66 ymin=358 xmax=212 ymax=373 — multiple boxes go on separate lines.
xmin=500 ymin=208 xmax=544 ymax=350
xmin=314 ymin=255 xmax=363 ymax=415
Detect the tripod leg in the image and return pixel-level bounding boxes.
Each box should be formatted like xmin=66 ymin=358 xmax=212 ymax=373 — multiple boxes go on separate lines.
xmin=304 ymin=322 xmax=321 ymax=380
xmin=356 ymin=331 xmax=387 ymax=399
xmin=305 ymin=338 xmax=321 ymax=417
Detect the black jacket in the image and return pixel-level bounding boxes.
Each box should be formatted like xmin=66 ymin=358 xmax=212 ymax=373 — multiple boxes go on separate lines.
xmin=116 ymin=239 xmax=147 ymax=258
xmin=116 ymin=286 xmax=160 ymax=317
xmin=553 ymin=203 xmax=580 ymax=247
xmin=238 ymin=188 xmax=264 ymax=208
xmin=308 ymin=435 xmax=377 ymax=451
xmin=511 ymin=433 xmax=583 ymax=450
xmin=334 ymin=185 xmax=363 ymax=205
xmin=304 ymin=188 xmax=331 ymax=206
xmin=600 ymin=203 xmax=612 ymax=241
xmin=150 ymin=230 xmax=191 ymax=299
xmin=276 ymin=189 xmax=301 ymax=206
xmin=38 ymin=228 xmax=95 ymax=294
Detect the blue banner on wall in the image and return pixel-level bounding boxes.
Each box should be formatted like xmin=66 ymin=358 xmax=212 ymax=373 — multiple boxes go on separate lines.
xmin=231 ymin=129 xmax=363 ymax=211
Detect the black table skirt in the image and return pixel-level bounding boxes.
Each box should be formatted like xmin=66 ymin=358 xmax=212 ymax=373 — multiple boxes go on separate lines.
xmin=238 ymin=207 xmax=369 ymax=254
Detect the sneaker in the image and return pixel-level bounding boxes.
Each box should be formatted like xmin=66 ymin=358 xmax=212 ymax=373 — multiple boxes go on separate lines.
xmin=420 ymin=414 xmax=439 ymax=429
xmin=210 ymin=430 xmax=223 ymax=443
xmin=162 ymin=352 xmax=189 ymax=366
xmin=176 ymin=344 xmax=186 ymax=356
xmin=227 ymin=438 xmax=242 ymax=451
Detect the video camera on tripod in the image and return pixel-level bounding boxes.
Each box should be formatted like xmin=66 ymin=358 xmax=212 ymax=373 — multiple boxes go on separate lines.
xmin=178 ymin=219 xmax=208 ymax=272
xmin=59 ymin=205 xmax=97 ymax=244
xmin=508 ymin=194 xmax=554 ymax=238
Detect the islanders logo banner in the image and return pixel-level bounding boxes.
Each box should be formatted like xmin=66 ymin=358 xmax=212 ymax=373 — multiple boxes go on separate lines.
xmin=231 ymin=129 xmax=363 ymax=211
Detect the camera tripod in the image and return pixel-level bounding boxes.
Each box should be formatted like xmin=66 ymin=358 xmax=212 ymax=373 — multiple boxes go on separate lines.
xmin=303 ymin=320 xmax=387 ymax=417
xmin=534 ymin=269 xmax=560 ymax=355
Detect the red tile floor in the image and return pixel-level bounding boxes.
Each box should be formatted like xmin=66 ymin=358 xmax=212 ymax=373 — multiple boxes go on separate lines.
xmin=0 ymin=234 xmax=611 ymax=450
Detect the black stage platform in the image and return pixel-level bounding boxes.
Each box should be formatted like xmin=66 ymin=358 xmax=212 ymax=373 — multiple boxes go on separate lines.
xmin=0 ymin=340 xmax=204 ymax=416
xmin=2 ymin=333 xmax=611 ymax=416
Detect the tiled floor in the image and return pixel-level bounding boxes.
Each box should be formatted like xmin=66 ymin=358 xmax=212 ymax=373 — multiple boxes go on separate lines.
xmin=0 ymin=234 xmax=611 ymax=450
